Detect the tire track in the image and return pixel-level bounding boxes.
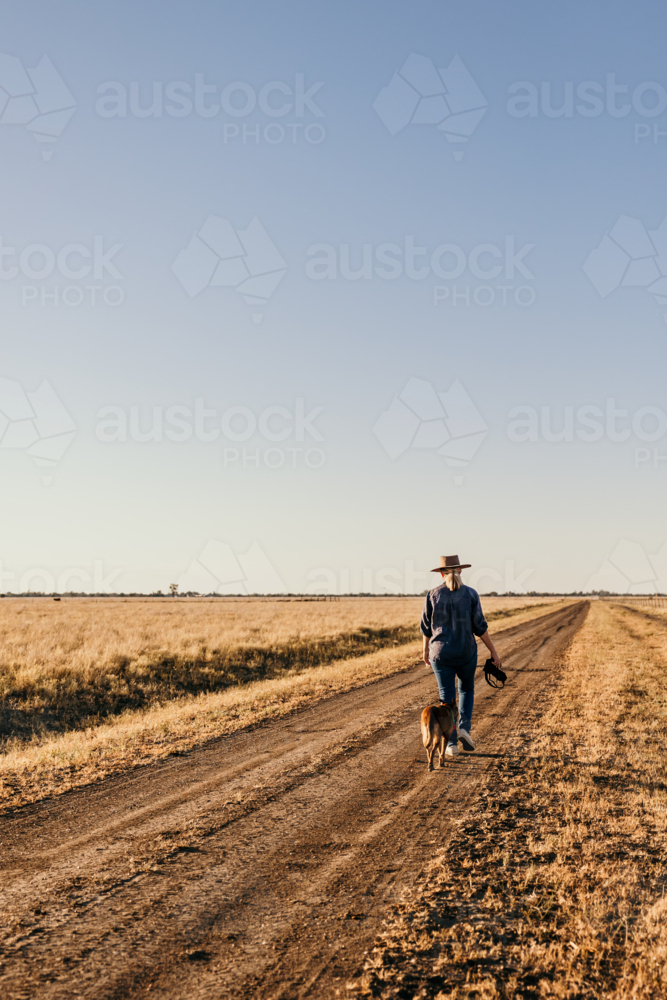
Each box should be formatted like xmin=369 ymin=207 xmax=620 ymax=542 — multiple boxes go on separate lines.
xmin=0 ymin=602 xmax=588 ymax=1000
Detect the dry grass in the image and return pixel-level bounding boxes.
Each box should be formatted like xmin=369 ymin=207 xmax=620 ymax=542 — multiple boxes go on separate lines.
xmin=0 ymin=597 xmax=426 ymax=741
xmin=0 ymin=596 xmax=560 ymax=744
xmin=0 ymin=598 xmax=567 ymax=814
xmin=616 ymin=599 xmax=667 ymax=619
xmin=349 ymin=600 xmax=667 ymax=999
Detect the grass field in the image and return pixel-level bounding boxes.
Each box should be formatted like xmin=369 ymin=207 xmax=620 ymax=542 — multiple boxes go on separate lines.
xmin=0 ymin=596 xmax=567 ymax=812
xmin=350 ymin=600 xmax=667 ymax=999
xmin=0 ymin=595 xmax=563 ymax=743
xmin=0 ymin=596 xmax=424 ymax=742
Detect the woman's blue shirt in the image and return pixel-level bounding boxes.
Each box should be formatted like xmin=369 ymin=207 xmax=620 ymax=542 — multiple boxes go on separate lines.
xmin=420 ymin=584 xmax=488 ymax=666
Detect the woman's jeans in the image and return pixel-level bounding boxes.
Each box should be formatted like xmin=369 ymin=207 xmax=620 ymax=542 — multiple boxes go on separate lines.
xmin=429 ymin=651 xmax=477 ymax=743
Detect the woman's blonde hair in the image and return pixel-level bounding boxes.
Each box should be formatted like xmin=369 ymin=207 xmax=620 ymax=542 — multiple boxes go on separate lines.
xmin=442 ymin=569 xmax=462 ymax=591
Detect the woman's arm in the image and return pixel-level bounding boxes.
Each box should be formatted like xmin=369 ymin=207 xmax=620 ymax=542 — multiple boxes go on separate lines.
xmin=479 ymin=629 xmax=502 ymax=669
xmin=471 ymin=592 xmax=501 ymax=667
xmin=421 ymin=592 xmax=432 ymax=666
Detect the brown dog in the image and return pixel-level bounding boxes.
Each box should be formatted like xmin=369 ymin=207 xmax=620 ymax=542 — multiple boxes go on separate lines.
xmin=421 ymin=701 xmax=457 ymax=771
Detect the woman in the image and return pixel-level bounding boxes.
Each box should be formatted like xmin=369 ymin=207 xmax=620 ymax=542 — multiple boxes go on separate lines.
xmin=420 ymin=554 xmax=502 ymax=757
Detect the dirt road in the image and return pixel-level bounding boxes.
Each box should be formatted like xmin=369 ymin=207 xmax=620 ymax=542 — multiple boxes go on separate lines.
xmin=0 ymin=601 xmax=588 ymax=1000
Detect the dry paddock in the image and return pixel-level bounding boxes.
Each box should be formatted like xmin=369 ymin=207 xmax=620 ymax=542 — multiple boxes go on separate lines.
xmin=0 ymin=600 xmax=585 ymax=999
xmin=0 ymin=595 xmax=565 ymax=810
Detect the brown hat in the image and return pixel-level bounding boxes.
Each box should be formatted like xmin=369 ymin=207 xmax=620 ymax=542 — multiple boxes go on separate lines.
xmin=430 ymin=554 xmax=471 ymax=572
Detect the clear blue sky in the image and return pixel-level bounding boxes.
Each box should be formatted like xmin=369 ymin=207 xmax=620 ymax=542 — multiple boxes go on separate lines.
xmin=1 ymin=0 xmax=666 ymax=594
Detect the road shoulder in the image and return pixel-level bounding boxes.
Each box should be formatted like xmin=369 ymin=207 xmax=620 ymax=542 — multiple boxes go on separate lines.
xmin=347 ymin=600 xmax=667 ymax=999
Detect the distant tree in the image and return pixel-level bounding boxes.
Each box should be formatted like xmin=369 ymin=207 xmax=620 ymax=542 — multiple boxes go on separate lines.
xmin=169 ymin=583 xmax=179 ymax=597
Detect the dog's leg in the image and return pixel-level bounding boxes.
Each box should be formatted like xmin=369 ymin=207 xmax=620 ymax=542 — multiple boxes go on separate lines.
xmin=438 ymin=735 xmax=446 ymax=766
xmin=422 ymin=716 xmax=434 ymax=771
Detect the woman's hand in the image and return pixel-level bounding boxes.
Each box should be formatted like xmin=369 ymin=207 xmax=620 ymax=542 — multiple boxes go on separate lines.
xmin=422 ymin=636 xmax=430 ymax=666
xmin=480 ymin=629 xmax=501 ymax=670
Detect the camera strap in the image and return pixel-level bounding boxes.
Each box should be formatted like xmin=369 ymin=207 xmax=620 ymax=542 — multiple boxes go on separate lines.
xmin=483 ymin=657 xmax=507 ymax=688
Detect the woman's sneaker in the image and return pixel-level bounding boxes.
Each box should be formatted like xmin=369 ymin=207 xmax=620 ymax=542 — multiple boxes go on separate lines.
xmin=445 ymin=743 xmax=459 ymax=757
xmin=458 ymin=729 xmax=475 ymax=751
